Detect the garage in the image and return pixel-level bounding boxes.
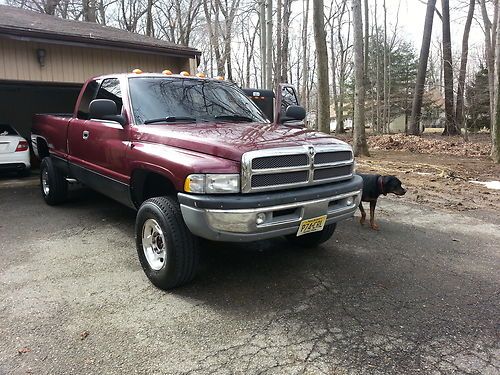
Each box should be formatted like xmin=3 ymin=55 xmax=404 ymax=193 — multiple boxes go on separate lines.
xmin=0 ymin=5 xmax=201 ymax=140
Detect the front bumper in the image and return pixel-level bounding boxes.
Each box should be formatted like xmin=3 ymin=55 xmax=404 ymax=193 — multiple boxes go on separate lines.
xmin=178 ymin=175 xmax=363 ymax=242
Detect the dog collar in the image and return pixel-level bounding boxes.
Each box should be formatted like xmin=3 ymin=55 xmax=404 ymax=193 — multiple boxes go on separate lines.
xmin=378 ymin=176 xmax=386 ymax=196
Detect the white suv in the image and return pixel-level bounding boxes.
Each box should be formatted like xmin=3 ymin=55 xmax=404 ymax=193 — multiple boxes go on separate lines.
xmin=0 ymin=124 xmax=31 ymax=176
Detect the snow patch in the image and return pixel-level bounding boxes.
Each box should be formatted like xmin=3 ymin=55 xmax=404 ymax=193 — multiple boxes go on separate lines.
xmin=469 ymin=180 xmax=500 ymax=190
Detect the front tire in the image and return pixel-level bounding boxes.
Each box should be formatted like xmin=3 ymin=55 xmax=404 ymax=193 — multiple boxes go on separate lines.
xmin=136 ymin=196 xmax=199 ymax=290
xmin=285 ymin=223 xmax=336 ymax=248
xmin=40 ymin=157 xmax=67 ymax=205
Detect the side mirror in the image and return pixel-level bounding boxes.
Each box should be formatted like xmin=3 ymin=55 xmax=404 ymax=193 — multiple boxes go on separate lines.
xmin=89 ymin=99 xmax=125 ymax=126
xmin=281 ymin=105 xmax=306 ymax=123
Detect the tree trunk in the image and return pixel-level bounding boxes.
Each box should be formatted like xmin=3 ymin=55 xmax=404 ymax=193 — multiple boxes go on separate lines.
xmin=441 ymin=0 xmax=458 ymax=135
xmin=281 ymin=0 xmax=291 ymax=82
xmin=364 ymin=0 xmax=369 ymax=75
xmin=336 ymin=1 xmax=348 ymax=133
xmin=301 ymin=0 xmax=310 ymax=108
xmin=276 ymin=0 xmax=282 ymax=87
xmin=409 ymin=0 xmax=437 ymax=135
xmin=266 ymin=0 xmax=273 ymax=89
xmin=330 ymin=24 xmax=341 ymax=134
xmin=83 ymin=0 xmax=97 ymax=22
xmin=44 ymin=0 xmax=61 ymax=15
xmin=493 ymin=0 xmax=500 ymax=163
xmin=260 ymin=0 xmax=267 ymax=87
xmin=374 ymin=0 xmax=381 ymax=133
xmin=480 ymin=0 xmax=495 ymax=137
xmin=455 ymin=0 xmax=475 ymax=131
xmin=145 ymin=0 xmax=154 ymax=36
xmin=352 ymin=0 xmax=370 ymax=156
xmin=313 ymin=0 xmax=330 ymax=133
xmin=382 ymin=0 xmax=388 ymax=133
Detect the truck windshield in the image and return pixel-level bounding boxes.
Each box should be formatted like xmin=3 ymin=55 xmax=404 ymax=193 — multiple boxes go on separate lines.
xmin=128 ymin=77 xmax=269 ymax=125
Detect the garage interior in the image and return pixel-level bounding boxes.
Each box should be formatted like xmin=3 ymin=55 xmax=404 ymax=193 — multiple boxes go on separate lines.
xmin=0 ymin=81 xmax=81 ymax=139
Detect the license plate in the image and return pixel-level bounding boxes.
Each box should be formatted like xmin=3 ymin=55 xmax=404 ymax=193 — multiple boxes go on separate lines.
xmin=296 ymin=215 xmax=327 ymax=236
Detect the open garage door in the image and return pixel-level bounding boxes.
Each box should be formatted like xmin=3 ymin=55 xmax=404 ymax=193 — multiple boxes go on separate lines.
xmin=0 ymin=81 xmax=81 ymax=139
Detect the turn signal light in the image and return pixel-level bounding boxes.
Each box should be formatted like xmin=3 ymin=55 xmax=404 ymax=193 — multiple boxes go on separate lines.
xmin=132 ymin=68 xmax=143 ymax=74
xmin=162 ymin=69 xmax=173 ymax=75
xmin=180 ymin=71 xmax=190 ymax=76
xmin=15 ymin=140 xmax=29 ymax=152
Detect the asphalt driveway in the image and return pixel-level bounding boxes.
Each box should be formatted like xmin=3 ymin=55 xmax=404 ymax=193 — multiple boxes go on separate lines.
xmin=0 ymin=184 xmax=499 ymax=374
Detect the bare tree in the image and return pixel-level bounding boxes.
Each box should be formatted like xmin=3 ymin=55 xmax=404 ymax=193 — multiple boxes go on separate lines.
xmin=455 ymin=0 xmax=475 ymax=133
xmin=300 ymin=0 xmax=310 ymax=107
xmin=352 ymin=0 xmax=369 ymax=156
xmin=441 ymin=0 xmax=458 ymax=135
xmin=280 ymin=0 xmax=292 ymax=82
xmin=494 ymin=0 xmax=500 ymax=163
xmin=409 ymin=0 xmax=437 ymax=135
xmin=313 ymin=0 xmax=330 ymax=133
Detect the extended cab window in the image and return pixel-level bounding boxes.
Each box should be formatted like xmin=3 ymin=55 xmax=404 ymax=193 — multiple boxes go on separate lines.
xmin=77 ymin=80 xmax=100 ymax=119
xmin=96 ymin=79 xmax=123 ymax=114
xmin=128 ymin=77 xmax=268 ymax=124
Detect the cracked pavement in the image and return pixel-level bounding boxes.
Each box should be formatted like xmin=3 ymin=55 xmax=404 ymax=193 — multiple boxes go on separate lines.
xmin=0 ymin=186 xmax=499 ymax=374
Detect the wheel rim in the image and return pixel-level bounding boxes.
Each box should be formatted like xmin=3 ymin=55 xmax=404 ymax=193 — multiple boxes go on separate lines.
xmin=142 ymin=218 xmax=167 ymax=271
xmin=41 ymin=168 xmax=50 ymax=196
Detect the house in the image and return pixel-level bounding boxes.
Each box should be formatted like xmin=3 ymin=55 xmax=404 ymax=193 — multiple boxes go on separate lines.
xmin=0 ymin=5 xmax=201 ymax=138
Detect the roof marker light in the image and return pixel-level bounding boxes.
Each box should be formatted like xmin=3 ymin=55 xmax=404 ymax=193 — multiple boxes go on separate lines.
xmin=196 ymin=72 xmax=206 ymax=78
xmin=132 ymin=68 xmax=143 ymax=74
xmin=162 ymin=69 xmax=173 ymax=75
xmin=180 ymin=71 xmax=190 ymax=76
xmin=215 ymin=76 xmax=224 ymax=80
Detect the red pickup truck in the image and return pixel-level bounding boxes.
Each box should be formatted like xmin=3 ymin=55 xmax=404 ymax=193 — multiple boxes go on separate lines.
xmin=31 ymin=72 xmax=362 ymax=290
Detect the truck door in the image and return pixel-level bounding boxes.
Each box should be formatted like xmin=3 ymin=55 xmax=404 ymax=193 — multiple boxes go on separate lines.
xmin=68 ymin=78 xmax=131 ymax=205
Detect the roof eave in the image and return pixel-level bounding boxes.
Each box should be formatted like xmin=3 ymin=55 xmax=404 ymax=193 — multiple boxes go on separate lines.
xmin=0 ymin=26 xmax=201 ymax=58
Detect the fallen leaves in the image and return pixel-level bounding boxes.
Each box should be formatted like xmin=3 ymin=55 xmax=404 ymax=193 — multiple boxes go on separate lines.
xmin=367 ymin=133 xmax=491 ymax=157
xmin=336 ymin=133 xmax=492 ymax=157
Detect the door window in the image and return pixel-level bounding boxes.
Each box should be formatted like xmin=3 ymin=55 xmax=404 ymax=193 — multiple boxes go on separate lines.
xmin=96 ymin=79 xmax=123 ymax=114
xmin=77 ymin=80 xmax=100 ymax=119
xmin=280 ymin=86 xmax=299 ymax=115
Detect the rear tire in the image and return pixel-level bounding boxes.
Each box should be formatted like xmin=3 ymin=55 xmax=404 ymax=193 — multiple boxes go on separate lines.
xmin=40 ymin=157 xmax=67 ymax=205
xmin=136 ymin=196 xmax=199 ymax=290
xmin=285 ymin=223 xmax=336 ymax=248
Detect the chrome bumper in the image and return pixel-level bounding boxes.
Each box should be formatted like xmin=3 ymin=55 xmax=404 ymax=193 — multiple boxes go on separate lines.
xmin=180 ymin=189 xmax=362 ymax=242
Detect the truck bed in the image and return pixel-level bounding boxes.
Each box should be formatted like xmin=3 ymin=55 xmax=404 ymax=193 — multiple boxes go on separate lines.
xmin=31 ymin=113 xmax=73 ymax=158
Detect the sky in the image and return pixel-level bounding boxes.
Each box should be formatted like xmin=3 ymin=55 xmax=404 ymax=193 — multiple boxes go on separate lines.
xmin=383 ymin=0 xmax=485 ymax=51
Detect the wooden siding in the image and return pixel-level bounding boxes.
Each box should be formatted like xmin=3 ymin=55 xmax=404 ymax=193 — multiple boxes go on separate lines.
xmin=0 ymin=37 xmax=193 ymax=83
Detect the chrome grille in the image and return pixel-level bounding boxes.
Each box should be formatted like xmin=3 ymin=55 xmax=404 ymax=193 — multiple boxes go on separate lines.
xmin=241 ymin=144 xmax=354 ymax=193
xmin=314 ymin=151 xmax=352 ymax=165
xmin=314 ymin=165 xmax=353 ymax=181
xmin=252 ymin=154 xmax=308 ymax=169
xmin=252 ymin=171 xmax=309 ymax=187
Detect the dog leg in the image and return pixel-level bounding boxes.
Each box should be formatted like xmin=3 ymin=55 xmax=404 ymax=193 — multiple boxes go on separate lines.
xmin=370 ymin=201 xmax=379 ymax=230
xmin=359 ymin=202 xmax=366 ymax=225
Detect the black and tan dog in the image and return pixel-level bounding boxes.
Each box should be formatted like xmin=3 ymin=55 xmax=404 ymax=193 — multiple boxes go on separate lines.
xmin=358 ymin=174 xmax=406 ymax=230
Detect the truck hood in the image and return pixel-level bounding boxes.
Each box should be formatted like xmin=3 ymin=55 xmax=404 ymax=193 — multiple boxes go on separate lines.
xmin=131 ymin=122 xmax=348 ymax=161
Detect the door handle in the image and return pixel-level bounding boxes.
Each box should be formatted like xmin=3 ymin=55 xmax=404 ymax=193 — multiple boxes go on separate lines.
xmin=82 ymin=130 xmax=90 ymax=140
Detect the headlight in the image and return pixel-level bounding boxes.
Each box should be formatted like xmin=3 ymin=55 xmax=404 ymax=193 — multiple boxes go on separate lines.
xmin=184 ymin=174 xmax=240 ymax=194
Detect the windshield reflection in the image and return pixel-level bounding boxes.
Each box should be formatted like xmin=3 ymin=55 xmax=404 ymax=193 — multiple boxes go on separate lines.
xmin=128 ymin=77 xmax=269 ymax=125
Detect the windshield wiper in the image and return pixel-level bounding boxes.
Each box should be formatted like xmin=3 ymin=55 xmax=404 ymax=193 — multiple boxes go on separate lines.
xmin=144 ymin=116 xmax=197 ymax=124
xmin=214 ymin=115 xmax=254 ymax=122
